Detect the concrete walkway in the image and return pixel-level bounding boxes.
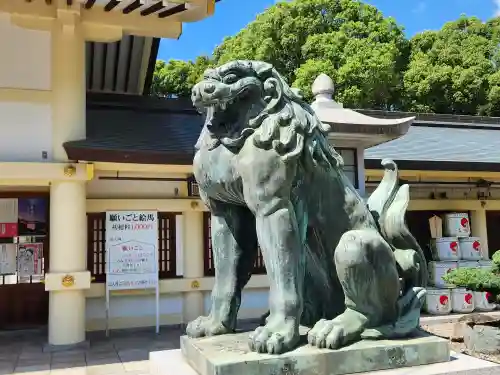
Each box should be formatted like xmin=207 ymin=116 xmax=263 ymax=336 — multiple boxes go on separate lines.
xmin=0 ymin=326 xmax=183 ymax=375
xmin=1 ymin=314 xmax=500 ymax=375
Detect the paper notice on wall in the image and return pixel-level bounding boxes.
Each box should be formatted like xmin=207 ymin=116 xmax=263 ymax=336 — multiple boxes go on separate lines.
xmin=0 ymin=199 xmax=18 ymax=223
xmin=0 ymin=243 xmax=17 ymax=275
xmin=17 ymin=243 xmax=43 ymax=277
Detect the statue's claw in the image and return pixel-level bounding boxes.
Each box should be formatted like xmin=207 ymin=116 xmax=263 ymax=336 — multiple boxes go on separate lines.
xmin=248 ymin=319 xmax=300 ymax=354
xmin=186 ymin=316 xmax=232 ymax=338
xmin=308 ymin=309 xmax=366 ymax=349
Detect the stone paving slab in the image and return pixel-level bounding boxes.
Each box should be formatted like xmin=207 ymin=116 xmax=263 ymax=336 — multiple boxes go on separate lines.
xmin=0 ymin=326 xmax=181 ymax=375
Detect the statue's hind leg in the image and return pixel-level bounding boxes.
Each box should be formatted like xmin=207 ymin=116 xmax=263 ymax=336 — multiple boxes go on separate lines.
xmin=186 ymin=199 xmax=258 ymax=337
xmin=308 ymin=229 xmax=400 ymax=349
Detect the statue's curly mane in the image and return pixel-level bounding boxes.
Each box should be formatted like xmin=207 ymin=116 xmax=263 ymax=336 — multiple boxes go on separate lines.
xmin=197 ymin=61 xmax=344 ymax=168
xmin=249 ymin=67 xmax=344 ymax=168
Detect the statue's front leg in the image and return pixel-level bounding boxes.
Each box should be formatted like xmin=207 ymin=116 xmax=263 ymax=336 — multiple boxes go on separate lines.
xmin=247 ymin=197 xmax=304 ymax=354
xmin=186 ymin=200 xmax=258 ymax=338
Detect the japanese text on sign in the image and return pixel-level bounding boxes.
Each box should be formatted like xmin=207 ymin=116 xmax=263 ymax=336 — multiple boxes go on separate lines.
xmin=105 ymin=211 xmax=158 ymax=291
xmin=107 ymin=213 xmax=156 ymax=231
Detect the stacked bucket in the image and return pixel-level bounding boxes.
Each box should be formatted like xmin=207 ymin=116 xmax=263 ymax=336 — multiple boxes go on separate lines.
xmin=425 ymin=212 xmax=496 ymax=315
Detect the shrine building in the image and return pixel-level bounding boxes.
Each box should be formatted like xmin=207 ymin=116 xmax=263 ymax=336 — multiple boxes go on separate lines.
xmin=2 ymin=0 xmax=500 ymax=351
xmin=0 ymin=0 xmax=217 ymax=349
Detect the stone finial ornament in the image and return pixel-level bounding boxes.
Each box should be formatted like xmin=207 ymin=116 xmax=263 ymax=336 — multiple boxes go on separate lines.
xmin=186 ymin=60 xmax=427 ymax=355
xmin=312 ymin=73 xmax=335 ymax=101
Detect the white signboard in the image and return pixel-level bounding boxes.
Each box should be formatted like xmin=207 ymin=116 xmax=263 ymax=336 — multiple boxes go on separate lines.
xmin=0 ymin=243 xmax=16 ymax=275
xmin=105 ymin=211 xmax=159 ymax=335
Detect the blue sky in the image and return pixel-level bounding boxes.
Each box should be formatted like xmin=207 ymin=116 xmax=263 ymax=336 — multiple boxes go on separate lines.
xmin=157 ymin=0 xmax=500 ymax=62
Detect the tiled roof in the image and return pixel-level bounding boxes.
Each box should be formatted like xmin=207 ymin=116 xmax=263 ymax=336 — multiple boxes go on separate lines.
xmin=358 ymin=109 xmax=500 ymax=126
xmin=64 ymin=94 xmax=204 ymax=164
xmin=365 ymin=124 xmax=500 ymax=163
xmin=65 ymin=95 xmax=500 ymax=168
xmin=85 ymin=107 xmax=202 ymax=154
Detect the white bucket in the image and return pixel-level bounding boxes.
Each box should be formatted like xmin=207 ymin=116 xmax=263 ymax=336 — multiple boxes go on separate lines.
xmin=425 ymin=288 xmax=452 ymax=315
xmin=478 ymin=260 xmax=493 ymax=271
xmin=459 ymin=237 xmax=483 ymax=260
xmin=473 ymin=291 xmax=496 ymax=312
xmin=428 ymin=261 xmax=458 ymax=288
xmin=431 ymin=237 xmax=460 ymax=260
xmin=443 ymin=213 xmax=471 ymax=238
xmin=451 ymin=288 xmax=475 ymax=313
xmin=458 ymin=261 xmax=479 ymax=269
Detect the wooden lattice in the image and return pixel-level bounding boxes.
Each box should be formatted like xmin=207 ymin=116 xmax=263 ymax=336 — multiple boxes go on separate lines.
xmin=203 ymin=212 xmax=266 ymax=276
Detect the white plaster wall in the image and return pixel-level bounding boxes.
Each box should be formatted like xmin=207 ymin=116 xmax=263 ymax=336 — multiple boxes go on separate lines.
xmin=0 ymin=102 xmax=52 ymax=161
xmin=0 ymin=14 xmax=51 ymax=90
xmin=86 ymin=171 xmax=186 ymax=199
xmin=86 ymin=294 xmax=182 ymax=321
xmin=203 ymin=289 xmax=269 ymax=318
xmin=86 ymin=289 xmax=269 ymax=328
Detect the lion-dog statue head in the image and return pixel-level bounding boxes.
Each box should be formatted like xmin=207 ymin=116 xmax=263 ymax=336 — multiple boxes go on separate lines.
xmin=191 ymin=60 xmax=342 ymax=166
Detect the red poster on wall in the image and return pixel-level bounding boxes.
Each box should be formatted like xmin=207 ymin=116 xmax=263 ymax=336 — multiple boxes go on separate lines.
xmin=0 ymin=223 xmax=18 ymax=238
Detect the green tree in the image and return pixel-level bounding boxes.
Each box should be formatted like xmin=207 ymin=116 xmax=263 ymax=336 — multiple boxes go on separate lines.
xmin=403 ymin=16 xmax=500 ymax=115
xmin=151 ymin=0 xmax=408 ymax=107
xmin=150 ymin=56 xmax=213 ymax=98
xmin=150 ymin=2 xmax=500 ymax=116
xmin=214 ymin=0 xmax=409 ymax=106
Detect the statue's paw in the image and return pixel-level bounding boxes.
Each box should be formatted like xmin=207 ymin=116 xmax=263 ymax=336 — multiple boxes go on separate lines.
xmin=248 ymin=321 xmax=299 ymax=354
xmin=307 ymin=319 xmax=345 ymax=349
xmin=186 ymin=316 xmax=231 ymax=338
xmin=308 ymin=311 xmax=365 ymax=349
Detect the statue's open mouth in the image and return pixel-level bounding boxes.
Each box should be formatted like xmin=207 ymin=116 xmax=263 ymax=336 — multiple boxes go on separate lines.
xmin=192 ymin=79 xmax=260 ymax=137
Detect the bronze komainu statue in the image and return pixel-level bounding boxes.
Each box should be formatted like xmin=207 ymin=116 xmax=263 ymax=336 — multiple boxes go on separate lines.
xmin=186 ymin=60 xmax=427 ymax=354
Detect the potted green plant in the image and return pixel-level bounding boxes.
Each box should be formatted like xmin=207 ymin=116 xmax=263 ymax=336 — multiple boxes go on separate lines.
xmin=442 ymin=251 xmax=500 ymax=304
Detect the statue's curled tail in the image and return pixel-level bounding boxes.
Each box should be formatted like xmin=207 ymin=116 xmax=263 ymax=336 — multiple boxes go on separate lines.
xmin=364 ymin=159 xmax=428 ymax=339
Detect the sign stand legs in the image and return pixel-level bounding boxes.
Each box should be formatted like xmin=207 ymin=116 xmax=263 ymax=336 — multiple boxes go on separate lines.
xmin=155 ymin=284 xmax=160 ymax=334
xmin=105 ymin=288 xmax=110 ymax=338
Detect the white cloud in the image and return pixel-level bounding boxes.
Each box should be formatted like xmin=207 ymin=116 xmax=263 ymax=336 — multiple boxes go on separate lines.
xmin=494 ymin=0 xmax=500 ymax=17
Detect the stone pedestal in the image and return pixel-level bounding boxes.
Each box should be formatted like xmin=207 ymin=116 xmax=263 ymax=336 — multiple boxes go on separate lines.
xmin=171 ymin=329 xmax=449 ymax=375
xmin=150 ymin=349 xmax=500 ymax=375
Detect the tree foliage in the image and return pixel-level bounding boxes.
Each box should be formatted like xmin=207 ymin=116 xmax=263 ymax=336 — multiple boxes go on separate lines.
xmin=403 ymin=16 xmax=500 ymax=115
xmin=151 ymin=56 xmax=213 ymax=98
xmin=153 ymin=0 xmax=408 ymax=107
xmin=150 ymin=1 xmax=500 ymax=116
